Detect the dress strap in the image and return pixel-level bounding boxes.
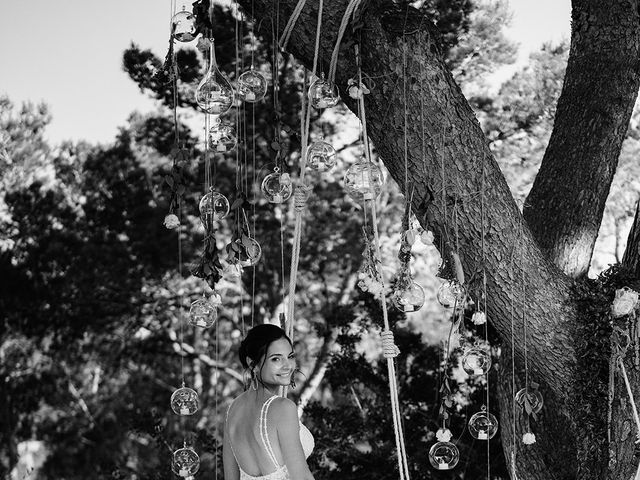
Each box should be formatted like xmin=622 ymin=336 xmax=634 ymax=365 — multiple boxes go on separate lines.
xmin=259 ymin=395 xmax=280 ymax=469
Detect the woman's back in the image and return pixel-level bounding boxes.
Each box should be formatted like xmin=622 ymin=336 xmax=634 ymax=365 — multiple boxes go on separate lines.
xmin=226 ymin=392 xmax=288 ymax=479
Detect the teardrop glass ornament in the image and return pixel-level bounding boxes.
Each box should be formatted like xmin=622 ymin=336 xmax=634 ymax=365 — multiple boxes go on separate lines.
xmin=171 ymin=6 xmax=197 ymax=43
xmin=199 ymin=188 xmax=230 ymax=230
xmin=468 ymin=410 xmax=499 ymax=440
xmin=237 ymin=67 xmax=267 ymax=103
xmin=391 ymin=281 xmax=425 ymax=312
xmin=195 ymin=40 xmax=234 ymax=115
xmin=171 ymin=446 xmax=200 ymax=478
xmin=344 ymin=158 xmax=384 ymax=202
xmin=428 ymin=441 xmax=459 ymax=470
xmin=515 ymin=388 xmax=544 ymax=414
xmin=170 ymin=386 xmax=199 ymax=416
xmin=307 ymin=140 xmax=337 ymax=172
xmin=261 ymin=171 xmax=293 ymax=204
xmin=436 ymin=280 xmax=466 ymax=308
xmin=461 ymin=346 xmax=492 ymax=376
xmin=308 ymin=73 xmax=339 ymax=109
xmin=208 ymin=120 xmax=237 ymax=152
xmin=189 ymin=298 xmax=217 ymax=328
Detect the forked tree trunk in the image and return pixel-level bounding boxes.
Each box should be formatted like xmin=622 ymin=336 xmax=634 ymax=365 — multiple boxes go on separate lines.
xmin=225 ymin=0 xmax=640 ymax=478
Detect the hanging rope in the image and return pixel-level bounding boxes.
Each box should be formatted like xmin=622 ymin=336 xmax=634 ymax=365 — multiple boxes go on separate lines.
xmin=328 ymin=0 xmax=363 ymax=84
xmin=355 ymin=43 xmax=410 ymax=480
xmin=279 ymin=0 xmax=307 ymax=50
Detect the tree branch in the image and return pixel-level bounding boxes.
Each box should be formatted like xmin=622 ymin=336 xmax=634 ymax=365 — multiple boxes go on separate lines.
xmin=524 ymin=0 xmax=640 ymax=278
xmin=622 ymin=201 xmax=640 ymax=276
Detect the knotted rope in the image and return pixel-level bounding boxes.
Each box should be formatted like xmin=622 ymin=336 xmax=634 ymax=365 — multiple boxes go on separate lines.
xmin=382 ymin=330 xmax=400 ymax=358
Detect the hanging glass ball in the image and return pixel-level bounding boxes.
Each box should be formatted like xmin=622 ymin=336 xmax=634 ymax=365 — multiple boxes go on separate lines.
xmin=238 ymin=68 xmax=268 ymax=103
xmin=208 ymin=122 xmax=237 ymax=152
xmin=428 ymin=441 xmax=459 ymax=470
xmin=199 ymin=189 xmax=230 ymax=230
xmin=461 ymin=346 xmax=492 ymax=376
xmin=307 ymin=140 xmax=337 ymax=172
xmin=344 ymin=158 xmax=384 ymax=202
xmin=171 ymin=7 xmax=197 ymax=43
xmin=468 ymin=410 xmax=499 ymax=440
xmin=171 ymin=446 xmax=200 ymax=478
xmin=189 ymin=298 xmax=217 ymax=328
xmin=515 ymin=388 xmax=544 ymax=414
xmin=234 ymin=237 xmax=262 ymax=267
xmin=436 ymin=280 xmax=466 ymax=308
xmin=391 ymin=281 xmax=425 ymax=312
xmin=308 ymin=73 xmax=340 ymax=109
xmin=170 ymin=386 xmax=199 ymax=416
xmin=261 ymin=171 xmax=293 ymax=204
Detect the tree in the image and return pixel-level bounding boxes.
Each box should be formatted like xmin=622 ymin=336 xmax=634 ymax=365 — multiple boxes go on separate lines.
xmin=220 ymin=0 xmax=640 ymax=478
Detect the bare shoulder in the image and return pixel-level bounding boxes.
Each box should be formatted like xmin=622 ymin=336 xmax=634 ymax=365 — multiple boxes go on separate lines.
xmin=268 ymin=397 xmax=298 ymax=424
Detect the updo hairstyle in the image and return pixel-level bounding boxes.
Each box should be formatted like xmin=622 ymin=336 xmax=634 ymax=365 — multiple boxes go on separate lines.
xmin=238 ymin=324 xmax=292 ymax=371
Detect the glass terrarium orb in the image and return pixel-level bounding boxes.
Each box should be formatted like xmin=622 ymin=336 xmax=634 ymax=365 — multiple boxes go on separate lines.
xmin=307 ymin=140 xmax=337 ymax=172
xmin=468 ymin=410 xmax=499 ymax=440
xmin=196 ymin=41 xmax=234 ymax=115
xmin=436 ymin=280 xmax=466 ymax=308
xmin=428 ymin=441 xmax=459 ymax=470
xmin=208 ymin=122 xmax=237 ymax=152
xmin=344 ymin=158 xmax=384 ymax=202
xmin=171 ymin=446 xmax=200 ymax=478
xmin=170 ymin=386 xmax=199 ymax=416
xmin=308 ymin=73 xmax=340 ymax=109
xmin=261 ymin=172 xmax=293 ymax=204
xmin=199 ymin=189 xmax=230 ymax=230
xmin=515 ymin=388 xmax=544 ymax=414
xmin=189 ymin=298 xmax=217 ymax=328
xmin=237 ymin=68 xmax=267 ymax=102
xmin=171 ymin=7 xmax=197 ymax=43
xmin=461 ymin=346 xmax=492 ymax=376
xmin=392 ymin=281 xmax=425 ymax=313
xmin=234 ymin=237 xmax=262 ymax=267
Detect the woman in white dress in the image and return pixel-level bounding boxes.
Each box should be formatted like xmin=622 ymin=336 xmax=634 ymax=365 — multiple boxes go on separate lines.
xmin=223 ymin=324 xmax=315 ymax=480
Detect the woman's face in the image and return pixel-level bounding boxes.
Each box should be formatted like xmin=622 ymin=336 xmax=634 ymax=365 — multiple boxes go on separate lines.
xmin=258 ymin=338 xmax=296 ymax=388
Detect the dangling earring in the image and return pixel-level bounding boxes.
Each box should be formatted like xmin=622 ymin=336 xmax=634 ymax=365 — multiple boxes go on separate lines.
xmin=250 ymin=369 xmax=258 ymax=391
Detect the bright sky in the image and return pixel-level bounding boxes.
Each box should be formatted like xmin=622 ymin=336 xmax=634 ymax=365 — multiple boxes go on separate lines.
xmin=0 ymin=0 xmax=571 ymax=145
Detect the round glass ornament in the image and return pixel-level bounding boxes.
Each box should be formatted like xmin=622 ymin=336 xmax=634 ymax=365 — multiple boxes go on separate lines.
xmin=307 ymin=140 xmax=337 ymax=172
xmin=171 ymin=446 xmax=200 ymax=478
xmin=199 ymin=188 xmax=230 ymax=230
xmin=195 ymin=40 xmax=234 ymax=115
xmin=515 ymin=388 xmax=544 ymax=414
xmin=170 ymin=386 xmax=199 ymax=416
xmin=468 ymin=410 xmax=499 ymax=440
xmin=391 ymin=281 xmax=425 ymax=312
xmin=428 ymin=441 xmax=459 ymax=470
xmin=233 ymin=236 xmax=262 ymax=267
xmin=237 ymin=67 xmax=267 ymax=103
xmin=189 ymin=298 xmax=217 ymax=328
xmin=261 ymin=171 xmax=293 ymax=204
xmin=436 ymin=280 xmax=466 ymax=309
xmin=461 ymin=346 xmax=492 ymax=376
xmin=344 ymin=158 xmax=384 ymax=202
xmin=171 ymin=7 xmax=197 ymax=43
xmin=208 ymin=121 xmax=237 ymax=152
xmin=308 ymin=73 xmax=339 ymax=109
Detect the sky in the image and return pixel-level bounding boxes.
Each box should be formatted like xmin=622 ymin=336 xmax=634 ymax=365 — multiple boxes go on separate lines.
xmin=0 ymin=0 xmax=571 ymax=145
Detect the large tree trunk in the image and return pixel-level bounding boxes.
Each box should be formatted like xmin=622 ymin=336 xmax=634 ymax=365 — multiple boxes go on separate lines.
xmin=523 ymin=0 xmax=640 ymax=279
xmin=227 ymin=0 xmax=640 ymax=478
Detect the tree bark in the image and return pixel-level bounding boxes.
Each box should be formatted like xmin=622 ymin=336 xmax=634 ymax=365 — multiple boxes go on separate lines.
xmin=623 ymin=202 xmax=640 ymax=276
xmin=225 ymin=0 xmax=640 ymax=478
xmin=523 ymin=0 xmax=640 ymax=279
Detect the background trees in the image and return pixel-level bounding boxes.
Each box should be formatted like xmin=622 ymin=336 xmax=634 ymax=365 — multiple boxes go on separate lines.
xmin=2 ymin=0 xmax=640 ymax=479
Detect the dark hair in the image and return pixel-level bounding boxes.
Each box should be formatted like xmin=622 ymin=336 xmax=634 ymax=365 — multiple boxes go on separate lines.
xmin=238 ymin=324 xmax=292 ymax=370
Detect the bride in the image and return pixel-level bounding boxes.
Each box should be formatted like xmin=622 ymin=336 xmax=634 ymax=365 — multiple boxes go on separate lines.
xmin=223 ymin=324 xmax=315 ymax=480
